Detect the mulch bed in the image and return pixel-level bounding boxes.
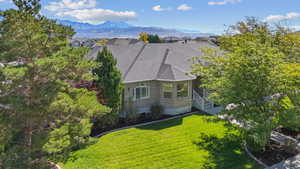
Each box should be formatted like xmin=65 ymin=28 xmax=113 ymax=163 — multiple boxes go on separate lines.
xmin=251 ymin=140 xmax=298 ymax=166
xmin=275 ymin=127 xmax=300 ymax=141
xmin=91 ymin=107 xmax=203 ymax=137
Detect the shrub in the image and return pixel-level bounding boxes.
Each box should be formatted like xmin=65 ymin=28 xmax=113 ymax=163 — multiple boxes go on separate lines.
xmin=150 ymin=104 xmax=164 ymax=120
xmin=279 ymin=109 xmax=300 ymax=132
xmin=93 ymin=113 xmax=119 ymax=131
xmin=125 ymin=111 xmax=138 ymax=124
xmin=124 ymin=97 xmax=139 ymax=123
xmin=278 ymin=96 xmax=300 ymax=132
xmin=245 ymin=121 xmax=273 ymax=152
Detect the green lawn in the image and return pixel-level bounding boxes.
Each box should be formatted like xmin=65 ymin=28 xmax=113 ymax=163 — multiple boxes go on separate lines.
xmin=61 ymin=114 xmax=261 ymax=169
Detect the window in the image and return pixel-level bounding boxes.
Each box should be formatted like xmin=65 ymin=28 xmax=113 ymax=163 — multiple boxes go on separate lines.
xmin=177 ymin=82 xmax=189 ymax=98
xmin=134 ymin=84 xmax=150 ymax=100
xmin=162 ymin=83 xmax=173 ymax=99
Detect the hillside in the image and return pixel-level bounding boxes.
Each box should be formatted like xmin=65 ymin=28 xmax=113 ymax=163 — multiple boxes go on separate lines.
xmin=58 ymin=20 xmax=213 ymax=38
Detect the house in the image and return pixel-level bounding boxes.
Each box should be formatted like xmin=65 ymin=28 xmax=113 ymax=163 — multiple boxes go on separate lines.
xmin=85 ymin=41 xmax=223 ymax=116
xmin=107 ymin=38 xmax=144 ymax=46
xmin=70 ymin=39 xmax=82 ymax=47
xmin=162 ymin=37 xmax=183 ymax=43
xmin=70 ymin=39 xmax=98 ymax=48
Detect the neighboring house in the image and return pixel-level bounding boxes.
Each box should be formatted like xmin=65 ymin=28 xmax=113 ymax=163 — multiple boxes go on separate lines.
xmin=70 ymin=39 xmax=97 ymax=48
xmin=162 ymin=37 xmax=183 ymax=43
xmin=107 ymin=38 xmax=144 ymax=46
xmin=70 ymin=39 xmax=81 ymax=47
xmin=85 ymin=41 xmax=222 ymax=116
xmin=83 ymin=39 xmax=97 ymax=48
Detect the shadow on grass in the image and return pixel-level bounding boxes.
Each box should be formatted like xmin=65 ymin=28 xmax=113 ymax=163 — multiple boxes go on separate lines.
xmin=137 ymin=116 xmax=183 ymax=130
xmin=193 ymin=132 xmax=259 ymax=169
xmin=137 ymin=111 xmax=215 ymax=131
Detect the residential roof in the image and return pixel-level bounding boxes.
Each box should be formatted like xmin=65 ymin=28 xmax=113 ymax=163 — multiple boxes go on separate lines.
xmin=107 ymin=38 xmax=144 ymax=46
xmin=85 ymin=41 xmax=217 ymax=83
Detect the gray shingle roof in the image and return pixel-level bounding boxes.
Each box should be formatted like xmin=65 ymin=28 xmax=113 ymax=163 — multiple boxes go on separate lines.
xmin=107 ymin=38 xmax=144 ymax=46
xmin=85 ymin=41 xmax=217 ymax=83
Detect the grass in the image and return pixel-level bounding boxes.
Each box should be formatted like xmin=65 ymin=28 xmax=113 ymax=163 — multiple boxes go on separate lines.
xmin=61 ymin=113 xmax=262 ymax=169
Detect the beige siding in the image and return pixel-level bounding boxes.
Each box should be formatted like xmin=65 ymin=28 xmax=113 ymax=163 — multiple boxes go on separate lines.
xmin=123 ymin=80 xmax=193 ymax=115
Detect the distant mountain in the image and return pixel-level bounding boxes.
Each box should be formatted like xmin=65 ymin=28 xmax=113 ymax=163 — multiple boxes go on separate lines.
xmin=58 ymin=20 xmax=213 ymax=38
xmin=58 ymin=20 xmax=131 ymax=29
xmin=99 ymin=21 xmax=131 ymax=29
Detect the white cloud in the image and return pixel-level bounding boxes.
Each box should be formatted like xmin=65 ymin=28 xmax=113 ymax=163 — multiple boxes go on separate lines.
xmin=264 ymin=12 xmax=300 ymax=23
xmin=57 ymin=8 xmax=137 ymax=24
xmin=208 ymin=0 xmax=241 ymax=6
xmin=177 ymin=4 xmax=192 ymax=11
xmin=45 ymin=0 xmax=96 ymax=11
xmin=152 ymin=5 xmax=171 ymax=12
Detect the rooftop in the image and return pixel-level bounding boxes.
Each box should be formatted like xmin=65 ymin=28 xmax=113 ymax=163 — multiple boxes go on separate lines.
xmin=85 ymin=41 xmax=217 ymax=83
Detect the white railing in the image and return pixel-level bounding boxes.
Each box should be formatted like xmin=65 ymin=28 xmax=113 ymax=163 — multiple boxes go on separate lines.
xmin=193 ymin=90 xmax=219 ymax=113
xmin=193 ymin=90 xmax=205 ymax=110
xmin=204 ymin=101 xmax=214 ymax=110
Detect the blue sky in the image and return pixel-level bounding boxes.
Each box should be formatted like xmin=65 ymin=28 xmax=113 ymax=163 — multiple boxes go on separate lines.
xmin=1 ymin=0 xmax=300 ymax=34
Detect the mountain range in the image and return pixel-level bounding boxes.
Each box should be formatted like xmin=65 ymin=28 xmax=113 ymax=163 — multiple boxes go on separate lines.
xmin=58 ymin=20 xmax=213 ymax=38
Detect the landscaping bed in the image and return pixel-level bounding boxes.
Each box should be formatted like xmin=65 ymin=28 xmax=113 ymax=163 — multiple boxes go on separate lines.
xmin=91 ymin=107 xmax=201 ymax=137
xmin=274 ymin=127 xmax=300 ymax=141
xmin=251 ymin=140 xmax=298 ymax=166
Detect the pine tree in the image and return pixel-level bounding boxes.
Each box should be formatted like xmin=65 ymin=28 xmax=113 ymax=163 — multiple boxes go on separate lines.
xmin=92 ymin=47 xmax=123 ymax=128
xmin=0 ymin=1 xmax=109 ymax=168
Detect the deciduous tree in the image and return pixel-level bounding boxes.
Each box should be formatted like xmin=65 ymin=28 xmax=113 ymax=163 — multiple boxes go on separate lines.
xmin=191 ymin=17 xmax=300 ymax=151
xmin=139 ymin=32 xmax=149 ymax=43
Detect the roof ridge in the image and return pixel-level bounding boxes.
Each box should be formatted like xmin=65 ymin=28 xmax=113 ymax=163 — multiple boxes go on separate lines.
xmin=156 ymin=48 xmax=170 ymax=80
xmin=172 ymin=65 xmax=195 ymax=79
xmin=123 ymin=44 xmax=147 ymax=79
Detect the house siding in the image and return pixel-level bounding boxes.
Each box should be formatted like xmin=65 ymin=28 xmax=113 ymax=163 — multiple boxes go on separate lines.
xmin=123 ymin=80 xmax=193 ymax=115
xmin=160 ymin=81 xmax=192 ymax=115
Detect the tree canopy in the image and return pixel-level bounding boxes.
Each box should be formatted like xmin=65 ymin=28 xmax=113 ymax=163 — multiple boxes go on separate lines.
xmin=92 ymin=47 xmax=123 ymax=130
xmin=138 ymin=32 xmax=164 ymax=43
xmin=0 ymin=1 xmax=109 ymax=168
xmin=191 ymin=17 xmax=300 ymax=151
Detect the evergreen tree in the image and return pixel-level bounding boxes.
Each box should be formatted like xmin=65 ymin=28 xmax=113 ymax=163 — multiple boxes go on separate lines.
xmin=92 ymin=47 xmax=123 ymax=128
xmin=12 ymin=0 xmax=41 ymax=16
xmin=148 ymin=34 xmax=163 ymax=43
xmin=0 ymin=1 xmax=109 ymax=168
xmin=138 ymin=32 xmax=163 ymax=43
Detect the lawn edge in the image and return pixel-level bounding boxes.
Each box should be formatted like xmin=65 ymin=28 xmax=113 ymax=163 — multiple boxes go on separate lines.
xmin=94 ymin=111 xmax=203 ymax=138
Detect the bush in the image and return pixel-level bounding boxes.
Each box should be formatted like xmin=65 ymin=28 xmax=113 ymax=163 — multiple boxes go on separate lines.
xmin=125 ymin=111 xmax=138 ymax=124
xmin=278 ymin=96 xmax=300 ymax=132
xmin=245 ymin=121 xmax=273 ymax=152
xmin=279 ymin=109 xmax=300 ymax=132
xmin=124 ymin=97 xmax=139 ymax=123
xmin=93 ymin=113 xmax=119 ymax=131
xmin=150 ymin=104 xmax=164 ymax=120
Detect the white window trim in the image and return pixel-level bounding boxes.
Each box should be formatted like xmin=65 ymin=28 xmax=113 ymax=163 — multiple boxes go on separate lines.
xmin=133 ymin=85 xmax=150 ymax=100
